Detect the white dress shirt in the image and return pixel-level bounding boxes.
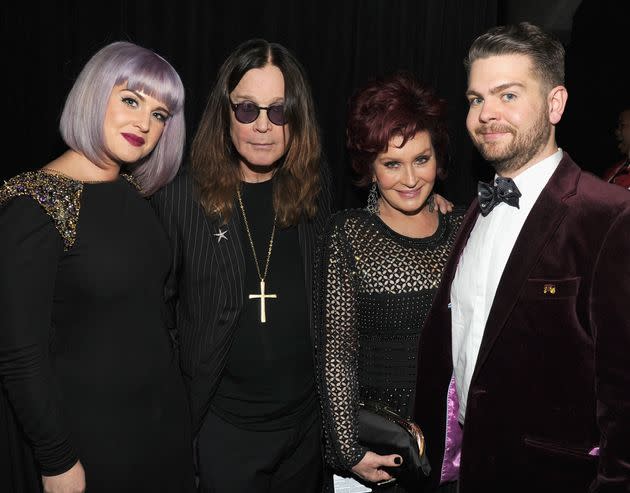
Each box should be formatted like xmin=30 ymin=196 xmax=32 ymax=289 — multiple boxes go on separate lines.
xmin=451 ymin=149 xmax=563 ymax=423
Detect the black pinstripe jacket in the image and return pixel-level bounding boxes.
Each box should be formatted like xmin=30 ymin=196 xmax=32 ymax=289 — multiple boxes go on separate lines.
xmin=150 ymin=164 xmax=333 ymax=432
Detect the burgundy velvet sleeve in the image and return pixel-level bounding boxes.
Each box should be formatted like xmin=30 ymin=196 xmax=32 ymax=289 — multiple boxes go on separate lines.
xmin=590 ymin=204 xmax=630 ymax=490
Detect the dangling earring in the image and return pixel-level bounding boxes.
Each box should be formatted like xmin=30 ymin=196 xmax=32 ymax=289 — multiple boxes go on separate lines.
xmin=427 ymin=193 xmax=436 ymax=213
xmin=366 ymin=182 xmax=379 ymax=214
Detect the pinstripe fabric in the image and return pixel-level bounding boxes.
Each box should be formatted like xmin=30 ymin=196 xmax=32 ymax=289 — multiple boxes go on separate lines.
xmin=150 ymin=163 xmax=333 ymax=432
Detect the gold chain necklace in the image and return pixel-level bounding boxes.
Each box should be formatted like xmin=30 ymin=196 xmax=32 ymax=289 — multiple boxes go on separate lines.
xmin=237 ymin=188 xmax=277 ymax=323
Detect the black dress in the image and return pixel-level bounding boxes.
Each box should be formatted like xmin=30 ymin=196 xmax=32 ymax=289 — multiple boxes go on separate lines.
xmin=0 ymin=171 xmax=194 ymax=493
xmin=315 ymin=208 xmax=463 ymax=491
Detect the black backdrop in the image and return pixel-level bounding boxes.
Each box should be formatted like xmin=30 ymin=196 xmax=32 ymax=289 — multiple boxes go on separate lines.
xmin=3 ymin=0 xmax=628 ymax=209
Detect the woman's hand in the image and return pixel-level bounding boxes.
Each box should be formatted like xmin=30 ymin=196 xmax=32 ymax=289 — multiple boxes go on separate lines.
xmin=431 ymin=193 xmax=454 ymax=213
xmin=42 ymin=460 xmax=86 ymax=493
xmin=351 ymin=451 xmax=402 ymax=484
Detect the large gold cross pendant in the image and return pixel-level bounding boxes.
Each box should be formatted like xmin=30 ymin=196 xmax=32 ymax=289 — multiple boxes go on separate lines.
xmin=249 ymin=280 xmax=277 ymax=323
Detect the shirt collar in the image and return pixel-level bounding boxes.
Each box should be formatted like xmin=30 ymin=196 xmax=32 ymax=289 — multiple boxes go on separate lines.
xmin=495 ymin=148 xmax=563 ymax=209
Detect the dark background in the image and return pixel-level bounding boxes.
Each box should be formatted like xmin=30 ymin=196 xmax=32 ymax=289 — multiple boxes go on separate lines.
xmin=3 ymin=0 xmax=628 ymax=209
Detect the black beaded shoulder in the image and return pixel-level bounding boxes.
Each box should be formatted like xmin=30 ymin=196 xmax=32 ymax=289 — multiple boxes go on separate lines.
xmin=0 ymin=171 xmax=83 ymax=250
xmin=121 ymin=173 xmax=142 ymax=193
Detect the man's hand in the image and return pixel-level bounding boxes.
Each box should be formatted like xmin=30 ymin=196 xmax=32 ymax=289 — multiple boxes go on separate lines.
xmin=432 ymin=193 xmax=454 ymax=213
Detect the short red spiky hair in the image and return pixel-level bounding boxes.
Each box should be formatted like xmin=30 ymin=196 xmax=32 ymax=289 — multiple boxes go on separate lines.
xmin=346 ymin=71 xmax=449 ymax=187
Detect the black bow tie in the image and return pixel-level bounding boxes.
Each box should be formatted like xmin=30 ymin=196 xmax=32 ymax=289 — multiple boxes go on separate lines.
xmin=477 ymin=177 xmax=522 ymax=216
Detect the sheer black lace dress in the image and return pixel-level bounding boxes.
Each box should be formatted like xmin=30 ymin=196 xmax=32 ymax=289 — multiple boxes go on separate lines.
xmin=315 ymin=207 xmax=463 ymax=473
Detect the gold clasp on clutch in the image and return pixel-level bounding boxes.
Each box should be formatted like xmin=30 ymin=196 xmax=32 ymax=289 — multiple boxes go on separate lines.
xmin=543 ymin=283 xmax=556 ymax=295
xmin=359 ymin=401 xmax=426 ymax=457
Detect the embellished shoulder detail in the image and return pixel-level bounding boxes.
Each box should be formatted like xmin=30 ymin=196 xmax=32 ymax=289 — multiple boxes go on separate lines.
xmin=0 ymin=171 xmax=83 ymax=250
xmin=121 ymin=173 xmax=143 ymax=193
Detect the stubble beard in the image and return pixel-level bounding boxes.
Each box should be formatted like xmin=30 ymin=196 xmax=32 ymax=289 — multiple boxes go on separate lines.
xmin=474 ymin=110 xmax=551 ymax=175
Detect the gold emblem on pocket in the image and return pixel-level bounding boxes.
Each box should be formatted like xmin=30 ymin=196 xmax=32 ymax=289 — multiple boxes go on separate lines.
xmin=543 ymin=283 xmax=556 ymax=295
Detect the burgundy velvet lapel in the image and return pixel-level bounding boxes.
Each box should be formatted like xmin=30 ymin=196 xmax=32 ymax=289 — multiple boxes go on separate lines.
xmin=470 ymin=154 xmax=581 ymax=384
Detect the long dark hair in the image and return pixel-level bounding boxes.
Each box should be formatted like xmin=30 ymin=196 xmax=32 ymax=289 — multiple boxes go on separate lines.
xmin=191 ymin=39 xmax=321 ymax=227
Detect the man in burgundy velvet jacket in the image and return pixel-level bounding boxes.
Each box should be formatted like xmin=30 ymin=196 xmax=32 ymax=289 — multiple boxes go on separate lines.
xmin=415 ymin=23 xmax=630 ymax=492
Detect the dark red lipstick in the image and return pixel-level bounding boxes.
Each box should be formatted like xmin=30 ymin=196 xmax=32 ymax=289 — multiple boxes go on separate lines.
xmin=122 ymin=133 xmax=145 ymax=147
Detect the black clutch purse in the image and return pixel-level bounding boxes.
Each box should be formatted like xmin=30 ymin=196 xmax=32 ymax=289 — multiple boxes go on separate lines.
xmin=358 ymin=401 xmax=431 ymax=486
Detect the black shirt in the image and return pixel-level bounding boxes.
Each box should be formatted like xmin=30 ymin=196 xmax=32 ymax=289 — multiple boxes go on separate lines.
xmin=211 ymin=179 xmax=316 ymax=430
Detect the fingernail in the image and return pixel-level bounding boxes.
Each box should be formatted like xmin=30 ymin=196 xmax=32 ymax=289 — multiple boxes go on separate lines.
xmin=394 ymin=456 xmax=402 ymax=465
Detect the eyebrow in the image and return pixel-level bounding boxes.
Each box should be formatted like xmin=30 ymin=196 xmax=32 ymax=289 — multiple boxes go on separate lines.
xmin=466 ymin=82 xmax=525 ymax=98
xmin=231 ymin=93 xmax=285 ymax=104
xmin=125 ymin=88 xmax=171 ymax=115
xmin=378 ymin=147 xmax=433 ymax=160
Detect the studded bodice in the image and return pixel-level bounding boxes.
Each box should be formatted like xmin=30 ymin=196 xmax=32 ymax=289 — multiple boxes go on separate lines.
xmin=315 ymin=208 xmax=463 ymax=470
xmin=0 ymin=170 xmax=141 ymax=250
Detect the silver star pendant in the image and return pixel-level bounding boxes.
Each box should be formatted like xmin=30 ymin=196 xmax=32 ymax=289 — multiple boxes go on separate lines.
xmin=213 ymin=228 xmax=228 ymax=243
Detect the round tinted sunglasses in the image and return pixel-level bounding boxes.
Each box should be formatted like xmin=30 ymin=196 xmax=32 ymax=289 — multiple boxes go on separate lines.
xmin=230 ymin=100 xmax=286 ymax=126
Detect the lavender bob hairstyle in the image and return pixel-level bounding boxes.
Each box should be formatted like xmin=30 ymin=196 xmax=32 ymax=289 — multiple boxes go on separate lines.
xmin=60 ymin=41 xmax=185 ymax=195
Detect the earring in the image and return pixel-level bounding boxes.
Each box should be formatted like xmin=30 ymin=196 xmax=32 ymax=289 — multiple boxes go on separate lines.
xmin=366 ymin=182 xmax=379 ymax=214
xmin=427 ymin=193 xmax=436 ymax=213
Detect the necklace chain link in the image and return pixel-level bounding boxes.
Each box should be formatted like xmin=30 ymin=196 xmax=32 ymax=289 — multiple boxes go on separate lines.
xmin=237 ymin=188 xmax=277 ymax=281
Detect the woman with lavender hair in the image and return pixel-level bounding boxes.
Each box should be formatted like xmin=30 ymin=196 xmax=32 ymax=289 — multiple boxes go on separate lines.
xmin=0 ymin=41 xmax=194 ymax=493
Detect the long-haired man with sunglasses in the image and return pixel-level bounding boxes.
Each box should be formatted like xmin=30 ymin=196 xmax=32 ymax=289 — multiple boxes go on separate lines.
xmin=151 ymin=38 xmax=332 ymax=493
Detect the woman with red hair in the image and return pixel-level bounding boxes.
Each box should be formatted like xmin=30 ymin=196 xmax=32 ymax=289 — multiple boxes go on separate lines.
xmin=316 ymin=72 xmax=461 ymax=492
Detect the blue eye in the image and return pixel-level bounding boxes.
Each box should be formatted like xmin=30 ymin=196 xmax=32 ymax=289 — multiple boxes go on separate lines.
xmin=122 ymin=97 xmax=139 ymax=108
xmin=152 ymin=112 xmax=169 ymax=123
xmin=383 ymin=161 xmax=400 ymax=168
xmin=503 ymin=93 xmax=516 ymax=102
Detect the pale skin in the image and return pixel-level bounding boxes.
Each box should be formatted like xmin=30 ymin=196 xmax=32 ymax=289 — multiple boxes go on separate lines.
xmin=372 ymin=131 xmax=453 ymax=225
xmin=38 ymin=83 xmax=169 ymax=493
xmin=433 ymin=193 xmax=453 ymax=215
xmin=374 ymin=131 xmax=441 ymax=238
xmin=42 ymin=464 xmax=86 ymax=493
xmin=229 ymin=63 xmax=290 ymax=183
xmin=465 ymin=54 xmax=567 ymax=178
xmin=352 ymin=450 xmax=403 ymax=484
xmin=44 ymin=84 xmax=169 ymax=182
